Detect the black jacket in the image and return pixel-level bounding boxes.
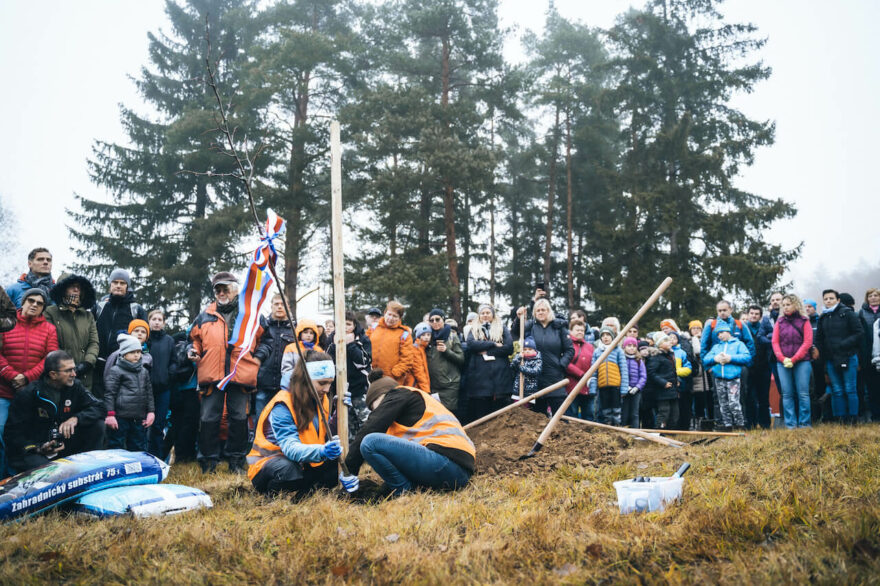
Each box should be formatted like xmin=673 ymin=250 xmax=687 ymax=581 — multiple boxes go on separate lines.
xmin=327 ymin=322 xmax=372 ymax=397
xmin=147 ymin=329 xmax=177 ymax=390
xmin=3 ymin=378 xmax=105 ymax=457
xmin=645 ymin=347 xmax=679 ymax=401
xmin=524 ymin=318 xmax=575 ymax=397
xmin=93 ymin=291 xmax=147 ymax=360
xmin=858 ymin=303 xmax=880 ymax=360
xmin=816 ymin=304 xmax=863 ymax=367
xmin=463 ymin=324 xmax=514 ymax=399
xmin=256 ymin=316 xmax=295 ymax=392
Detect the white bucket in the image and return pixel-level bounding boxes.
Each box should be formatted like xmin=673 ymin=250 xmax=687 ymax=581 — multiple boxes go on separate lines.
xmin=613 ymin=476 xmax=684 ymax=514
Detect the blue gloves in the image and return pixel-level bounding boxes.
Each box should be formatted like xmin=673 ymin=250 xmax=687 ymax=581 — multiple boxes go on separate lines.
xmin=339 ymin=473 xmax=359 ymax=493
xmin=321 ymin=439 xmax=343 ymax=460
xmin=343 ymin=391 xmax=352 ymax=407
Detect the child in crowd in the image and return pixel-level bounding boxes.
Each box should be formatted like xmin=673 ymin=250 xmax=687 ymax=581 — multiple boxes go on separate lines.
xmin=565 ymin=320 xmax=594 ymax=420
xmin=104 ymin=334 xmax=155 ymax=450
xmin=406 ymin=322 xmax=432 ymax=393
xmin=703 ymin=323 xmax=750 ymax=430
xmin=104 ymin=320 xmax=153 ymax=385
xmin=589 ymin=326 xmax=629 ymax=425
xmin=512 ymin=336 xmax=542 ymax=399
xmin=281 ymin=319 xmax=324 ymax=377
xmin=646 ymin=332 xmax=679 ymax=428
xmin=621 ymin=337 xmax=646 ymax=428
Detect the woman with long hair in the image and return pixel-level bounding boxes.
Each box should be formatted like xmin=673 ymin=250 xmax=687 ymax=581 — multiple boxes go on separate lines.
xmin=772 ymin=295 xmax=813 ymax=428
xmin=247 ymin=351 xmax=347 ymax=494
xmin=462 ymin=303 xmax=514 ymax=422
xmin=517 ymin=298 xmax=574 ymax=415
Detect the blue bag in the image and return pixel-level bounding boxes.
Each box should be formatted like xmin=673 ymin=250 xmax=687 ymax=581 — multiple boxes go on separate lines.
xmin=72 ymin=484 xmax=212 ymax=518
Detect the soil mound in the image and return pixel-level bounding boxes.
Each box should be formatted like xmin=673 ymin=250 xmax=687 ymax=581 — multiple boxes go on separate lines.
xmin=468 ymin=406 xmax=630 ymax=476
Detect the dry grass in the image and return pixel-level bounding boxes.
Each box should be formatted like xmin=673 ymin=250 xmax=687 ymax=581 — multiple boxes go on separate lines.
xmin=1 ymin=424 xmax=879 ymax=584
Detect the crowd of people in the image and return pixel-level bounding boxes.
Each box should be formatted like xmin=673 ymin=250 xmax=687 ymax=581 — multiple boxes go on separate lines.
xmin=1 ymin=247 xmax=878 ymax=497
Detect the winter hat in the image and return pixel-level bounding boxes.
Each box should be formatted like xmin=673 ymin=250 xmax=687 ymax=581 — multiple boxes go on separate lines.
xmin=128 ymin=319 xmax=150 ymax=339
xmin=688 ymin=320 xmax=703 ymax=331
xmin=413 ymin=322 xmax=431 ymax=338
xmin=211 ymin=271 xmax=239 ymax=289
xmin=367 ymin=307 xmax=382 ymax=317
xmin=117 ymin=333 xmax=142 ymax=356
xmin=637 ymin=340 xmax=650 ymax=350
xmin=651 ymin=331 xmax=670 ymax=347
xmin=623 ymin=337 xmax=638 ymax=348
xmin=466 ymin=311 xmax=478 ymax=323
xmin=22 ymin=288 xmax=48 ymax=306
xmin=713 ymin=322 xmax=731 ymax=335
xmin=445 ymin=318 xmax=458 ymax=330
xmin=840 ymin=293 xmax=856 ymax=308
xmin=803 ymin=299 xmax=817 ymax=309
xmin=109 ymin=268 xmax=131 ymax=288
xmin=478 ymin=303 xmax=495 ymax=317
xmin=523 ymin=336 xmax=537 ymax=350
xmin=428 ymin=308 xmax=445 ymax=319
xmin=660 ymin=319 xmax=679 ymax=332
xmin=365 ymin=369 xmax=399 ymax=408
xmin=599 ymin=326 xmax=615 ymax=339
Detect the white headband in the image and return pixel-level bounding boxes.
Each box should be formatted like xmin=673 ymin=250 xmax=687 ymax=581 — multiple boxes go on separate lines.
xmin=306 ymin=360 xmax=335 ymax=380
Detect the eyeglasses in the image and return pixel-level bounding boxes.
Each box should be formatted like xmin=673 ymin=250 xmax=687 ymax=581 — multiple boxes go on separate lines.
xmin=24 ymin=298 xmax=45 ymax=307
xmin=429 ymin=317 xmax=444 ymax=322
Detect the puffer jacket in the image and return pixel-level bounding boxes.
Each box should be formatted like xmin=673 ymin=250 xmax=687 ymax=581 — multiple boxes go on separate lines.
xmin=625 ymin=355 xmax=647 ymax=392
xmin=772 ymin=313 xmax=812 ymax=364
xmin=512 ymin=352 xmax=542 ymax=396
xmin=703 ymin=338 xmax=751 ymax=380
xmin=644 ymin=347 xmax=679 ymax=401
xmin=816 ymin=304 xmax=863 ymax=366
xmin=280 ymin=319 xmax=325 ymax=376
xmin=256 ymin=316 xmax=295 ymax=391
xmin=104 ymin=357 xmax=154 ymax=419
xmin=403 ymin=340 xmax=431 ymax=393
xmin=189 ymin=301 xmax=267 ymax=390
xmin=367 ymin=318 xmax=416 ymax=384
xmin=147 ymin=328 xmax=176 ymax=390
xmin=858 ymin=303 xmax=880 ymax=361
xmin=565 ymin=336 xmax=594 ymax=395
xmin=43 ymin=274 xmax=100 ymax=389
xmin=589 ymin=343 xmax=629 ymax=395
xmin=0 ymin=311 xmax=59 ymax=399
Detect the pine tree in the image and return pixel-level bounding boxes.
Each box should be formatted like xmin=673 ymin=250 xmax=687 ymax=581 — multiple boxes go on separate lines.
xmin=69 ymin=0 xmax=260 ymax=322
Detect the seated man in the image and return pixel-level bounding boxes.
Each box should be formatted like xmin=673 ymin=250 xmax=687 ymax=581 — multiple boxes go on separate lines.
xmin=3 ymin=350 xmax=105 ymax=474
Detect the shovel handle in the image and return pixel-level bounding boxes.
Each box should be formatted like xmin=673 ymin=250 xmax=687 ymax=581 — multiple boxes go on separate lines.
xmin=674 ymin=462 xmax=691 ymax=477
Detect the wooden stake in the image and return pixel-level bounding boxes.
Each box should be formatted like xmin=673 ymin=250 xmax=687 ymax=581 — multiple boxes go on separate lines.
xmin=561 ymin=416 xmax=685 ymax=448
xmin=463 ymin=379 xmax=568 ymax=430
xmin=330 ymin=121 xmax=348 ymax=455
xmin=518 ymin=311 xmax=526 ymax=400
xmin=524 ymin=277 xmax=673 ymax=458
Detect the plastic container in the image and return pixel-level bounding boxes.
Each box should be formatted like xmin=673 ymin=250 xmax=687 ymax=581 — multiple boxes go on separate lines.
xmin=613 ymin=475 xmax=684 ymax=514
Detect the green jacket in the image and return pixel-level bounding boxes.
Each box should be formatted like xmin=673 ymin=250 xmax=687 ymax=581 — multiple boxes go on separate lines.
xmin=425 ymin=331 xmax=464 ymax=410
xmin=44 ymin=304 xmax=99 ymax=389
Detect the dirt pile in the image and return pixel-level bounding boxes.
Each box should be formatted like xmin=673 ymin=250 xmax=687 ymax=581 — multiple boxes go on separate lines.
xmin=468 ymin=406 xmax=630 ymax=476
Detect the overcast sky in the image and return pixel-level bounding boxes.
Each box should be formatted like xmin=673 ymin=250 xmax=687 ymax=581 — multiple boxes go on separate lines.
xmin=0 ymin=0 xmax=876 ymax=298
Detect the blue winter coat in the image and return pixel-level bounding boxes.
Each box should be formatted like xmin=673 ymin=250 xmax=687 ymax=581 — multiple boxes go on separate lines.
xmin=703 ymin=338 xmax=751 ymax=380
xmin=700 ymin=317 xmax=755 ymax=363
xmin=588 ymin=344 xmax=629 ymax=395
xmin=511 ymin=352 xmax=542 ymax=396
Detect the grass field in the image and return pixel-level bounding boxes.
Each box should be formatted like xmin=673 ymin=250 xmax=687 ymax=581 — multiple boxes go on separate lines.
xmin=2 ymin=422 xmax=878 ymax=584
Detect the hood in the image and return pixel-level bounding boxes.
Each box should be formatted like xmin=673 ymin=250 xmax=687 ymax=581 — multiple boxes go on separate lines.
xmin=643 ymin=346 xmax=662 ymax=357
xmin=377 ymin=317 xmax=407 ymax=332
xmin=295 ymin=319 xmax=324 ymax=340
xmin=50 ymin=273 xmax=97 ymax=309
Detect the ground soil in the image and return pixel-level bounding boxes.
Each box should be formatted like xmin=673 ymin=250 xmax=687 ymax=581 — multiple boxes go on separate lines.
xmin=468 ymin=405 xmax=632 ymax=476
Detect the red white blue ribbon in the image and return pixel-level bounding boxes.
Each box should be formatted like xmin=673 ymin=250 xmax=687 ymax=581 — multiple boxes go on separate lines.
xmin=218 ymin=209 xmax=286 ymax=390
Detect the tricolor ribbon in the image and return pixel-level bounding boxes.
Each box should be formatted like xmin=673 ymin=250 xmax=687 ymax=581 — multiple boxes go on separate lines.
xmin=218 ymin=209 xmax=286 ymax=390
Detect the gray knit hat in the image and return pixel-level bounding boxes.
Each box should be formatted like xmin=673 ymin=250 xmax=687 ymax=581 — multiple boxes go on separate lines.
xmin=117 ymin=333 xmax=142 ymax=356
xmin=109 ymin=268 xmax=131 ymax=287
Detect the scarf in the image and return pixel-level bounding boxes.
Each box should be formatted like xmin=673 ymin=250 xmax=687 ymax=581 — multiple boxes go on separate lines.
xmin=24 ymin=271 xmax=53 ymax=296
xmin=822 ymin=303 xmax=839 ymax=314
xmin=431 ymin=324 xmax=451 ymax=344
xmin=216 ymin=300 xmax=239 ymax=325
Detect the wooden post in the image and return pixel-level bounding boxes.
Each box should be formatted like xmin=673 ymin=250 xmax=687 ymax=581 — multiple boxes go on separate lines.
xmin=524 ymin=277 xmax=673 ymax=458
xmin=330 ymin=121 xmax=348 ymax=454
xmin=518 ymin=311 xmax=526 ymax=400
xmin=561 ymin=416 xmax=685 ymax=448
xmin=463 ymin=379 xmax=568 ymax=430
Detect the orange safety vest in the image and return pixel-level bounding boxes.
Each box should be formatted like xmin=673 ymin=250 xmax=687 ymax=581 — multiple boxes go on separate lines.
xmin=246 ymin=390 xmax=329 ymax=481
xmin=386 ymin=387 xmax=475 ymax=459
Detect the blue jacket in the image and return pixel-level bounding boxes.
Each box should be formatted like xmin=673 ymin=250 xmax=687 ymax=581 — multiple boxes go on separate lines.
xmin=672 ymin=345 xmax=693 ymax=382
xmin=512 ymin=352 xmax=542 ymax=396
xmin=268 ymin=402 xmax=326 ymax=464
xmin=703 ymin=338 xmax=751 ymax=380
xmin=588 ymin=343 xmax=629 ymax=394
xmin=701 ymin=317 xmax=755 ymax=363
xmin=6 ymin=274 xmax=54 ymax=309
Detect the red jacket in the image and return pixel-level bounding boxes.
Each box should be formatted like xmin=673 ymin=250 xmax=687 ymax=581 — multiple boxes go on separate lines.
xmin=566 ymin=336 xmax=594 ymax=395
xmin=0 ymin=311 xmax=59 ymax=399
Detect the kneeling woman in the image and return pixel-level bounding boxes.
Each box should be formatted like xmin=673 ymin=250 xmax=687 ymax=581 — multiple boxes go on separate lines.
xmin=343 ymin=369 xmax=476 ymax=496
xmin=248 ymin=351 xmax=344 ymax=494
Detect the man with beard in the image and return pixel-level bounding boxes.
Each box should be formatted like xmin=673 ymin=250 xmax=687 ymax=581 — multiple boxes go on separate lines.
xmin=91 ymin=269 xmax=147 ymax=398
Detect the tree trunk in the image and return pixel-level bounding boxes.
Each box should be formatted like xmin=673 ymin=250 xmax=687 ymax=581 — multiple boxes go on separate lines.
xmin=187 ymin=178 xmax=209 ymax=321
xmin=283 ymin=71 xmax=311 ymax=318
xmin=440 ymin=35 xmax=462 ymax=322
xmin=489 ymin=195 xmax=496 ymax=306
xmin=565 ymin=109 xmax=574 ymax=309
xmin=543 ymin=102 xmax=560 ymax=287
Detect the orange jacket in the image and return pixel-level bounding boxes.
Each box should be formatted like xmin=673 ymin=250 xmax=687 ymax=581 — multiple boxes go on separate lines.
xmin=367 ymin=318 xmax=415 ymax=384
xmin=403 ymin=340 xmax=431 ymax=393
xmin=189 ymin=302 xmax=265 ymax=390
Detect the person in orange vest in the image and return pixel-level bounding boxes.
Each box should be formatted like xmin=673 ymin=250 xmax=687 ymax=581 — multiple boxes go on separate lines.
xmin=247 ymin=351 xmax=347 ymax=494
xmin=342 ymin=369 xmax=476 ymax=496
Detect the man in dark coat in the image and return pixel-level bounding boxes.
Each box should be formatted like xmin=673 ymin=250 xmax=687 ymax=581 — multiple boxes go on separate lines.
xmin=815 ymin=289 xmax=863 ymax=423
xmin=4 ymin=350 xmax=105 ymax=473
xmin=92 ymin=268 xmax=147 ymax=398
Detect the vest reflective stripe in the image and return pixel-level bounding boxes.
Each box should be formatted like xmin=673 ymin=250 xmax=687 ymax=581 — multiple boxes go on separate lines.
xmin=246 ymin=391 xmax=328 ymax=480
xmin=386 ymin=387 xmax=475 ymax=457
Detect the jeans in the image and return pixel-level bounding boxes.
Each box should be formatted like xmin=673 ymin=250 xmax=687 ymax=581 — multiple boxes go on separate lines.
xmin=0 ymin=398 xmax=10 ymax=439
xmin=360 ymin=433 xmax=471 ymax=495
xmin=148 ymin=387 xmax=170 ymax=458
xmin=775 ymin=360 xmax=812 ymax=428
xmin=566 ymin=394 xmax=595 ymax=421
xmin=826 ymin=356 xmax=859 ymax=418
xmin=108 ymin=417 xmax=148 ymax=451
